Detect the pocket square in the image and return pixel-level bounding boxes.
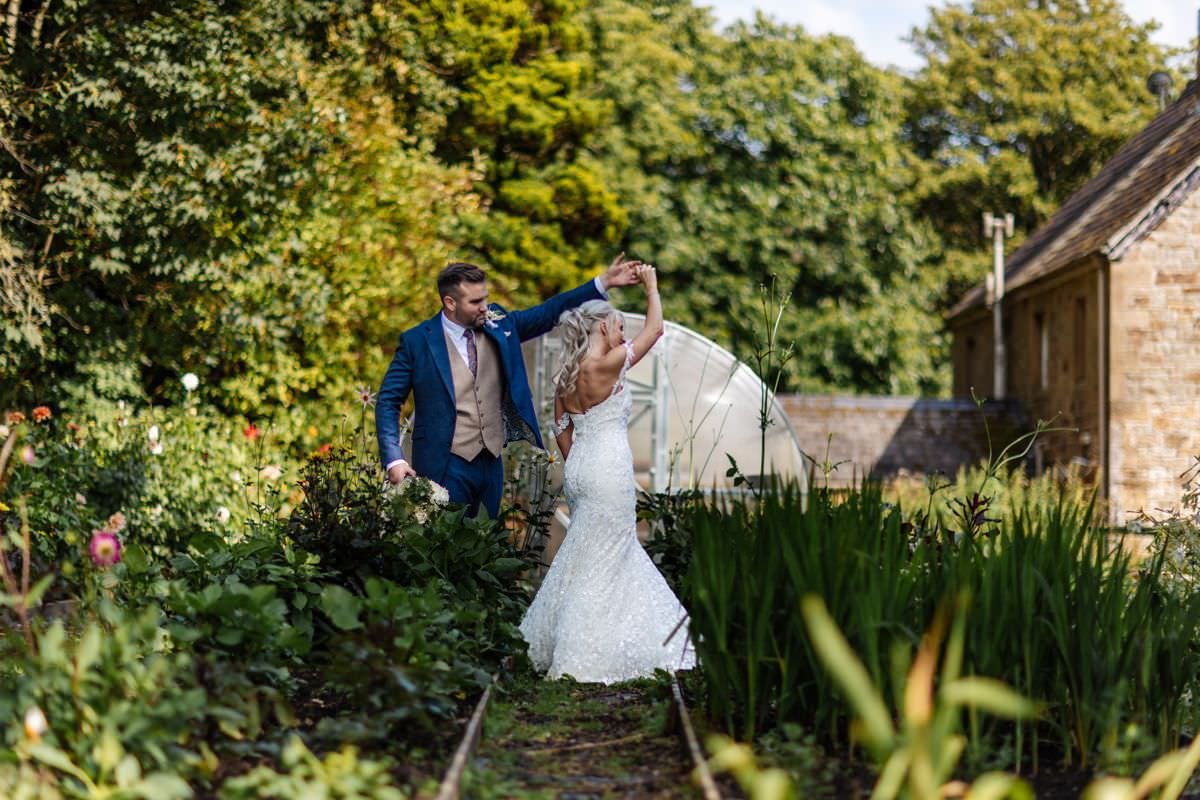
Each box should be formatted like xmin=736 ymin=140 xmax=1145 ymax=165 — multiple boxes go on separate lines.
xmin=503 ymin=331 xmax=511 ymax=337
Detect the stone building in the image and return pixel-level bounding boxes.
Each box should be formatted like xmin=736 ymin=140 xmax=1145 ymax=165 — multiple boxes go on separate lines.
xmin=947 ymin=79 xmax=1200 ymax=522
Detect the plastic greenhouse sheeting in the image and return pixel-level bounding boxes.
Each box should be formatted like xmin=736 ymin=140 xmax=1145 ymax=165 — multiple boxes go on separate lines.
xmin=523 ymin=313 xmax=810 ymax=494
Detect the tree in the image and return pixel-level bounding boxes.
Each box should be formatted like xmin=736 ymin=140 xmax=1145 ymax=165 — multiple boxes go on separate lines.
xmin=297 ymin=1 xmax=625 ymax=302
xmin=904 ymin=0 xmax=1176 ymax=297
xmin=587 ymin=4 xmax=945 ymax=394
xmin=0 ymin=0 xmax=325 ymax=406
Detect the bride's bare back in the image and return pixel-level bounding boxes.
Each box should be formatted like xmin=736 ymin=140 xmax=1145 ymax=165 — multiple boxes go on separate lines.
xmin=552 ymin=264 xmax=663 ymax=460
xmin=560 ymin=355 xmax=626 ymax=414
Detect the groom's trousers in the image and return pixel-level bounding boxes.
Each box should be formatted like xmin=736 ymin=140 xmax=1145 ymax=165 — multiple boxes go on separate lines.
xmin=442 ymin=450 xmax=503 ymax=519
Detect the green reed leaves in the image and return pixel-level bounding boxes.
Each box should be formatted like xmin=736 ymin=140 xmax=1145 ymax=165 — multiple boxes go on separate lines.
xmin=684 ymin=481 xmax=1200 ymax=771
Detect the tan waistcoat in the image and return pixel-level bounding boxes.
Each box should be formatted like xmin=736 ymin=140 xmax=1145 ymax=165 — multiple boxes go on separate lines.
xmin=445 ymin=329 xmax=504 ymax=460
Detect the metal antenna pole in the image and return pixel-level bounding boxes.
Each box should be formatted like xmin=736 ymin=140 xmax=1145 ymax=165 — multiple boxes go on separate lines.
xmin=983 ymin=211 xmax=1014 ymax=400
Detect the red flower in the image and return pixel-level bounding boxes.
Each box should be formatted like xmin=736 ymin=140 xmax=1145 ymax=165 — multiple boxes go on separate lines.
xmin=31 ymin=406 xmax=51 ymax=423
xmin=243 ymin=424 xmax=260 ymax=441
xmin=317 ymin=443 xmax=332 ymax=455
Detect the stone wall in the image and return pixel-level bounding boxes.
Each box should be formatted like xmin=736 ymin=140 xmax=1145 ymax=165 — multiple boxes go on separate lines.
xmin=1108 ymin=179 xmax=1200 ymax=521
xmin=778 ymin=394 xmax=1027 ymax=487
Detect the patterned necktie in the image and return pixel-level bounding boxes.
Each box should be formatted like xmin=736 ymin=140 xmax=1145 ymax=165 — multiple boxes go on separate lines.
xmin=464 ymin=328 xmax=478 ymax=378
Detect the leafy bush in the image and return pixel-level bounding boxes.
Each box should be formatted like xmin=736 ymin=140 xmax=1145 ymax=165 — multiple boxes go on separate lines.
xmin=637 ymin=487 xmax=703 ymax=595
xmin=219 ymin=735 xmax=404 ymax=799
xmin=288 ymin=447 xmax=533 ymax=613
xmin=2 ymin=402 xmax=265 ymax=588
xmin=0 ymin=602 xmax=207 ymax=790
xmin=316 ymin=579 xmax=497 ymax=743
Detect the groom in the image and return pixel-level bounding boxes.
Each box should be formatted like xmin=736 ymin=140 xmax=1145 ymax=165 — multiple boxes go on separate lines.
xmin=376 ymin=255 xmax=642 ymax=518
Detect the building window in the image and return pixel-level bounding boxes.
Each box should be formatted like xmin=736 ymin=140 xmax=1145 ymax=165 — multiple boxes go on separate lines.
xmin=1034 ymin=312 xmax=1049 ymax=390
xmin=1074 ymin=297 xmax=1086 ymax=381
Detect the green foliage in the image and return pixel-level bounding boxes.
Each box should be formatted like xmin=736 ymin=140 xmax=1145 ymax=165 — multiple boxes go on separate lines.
xmin=802 ymin=594 xmax=1034 ymax=799
xmin=316 ymin=578 xmax=501 ymax=742
xmin=219 ymin=735 xmax=404 ymax=799
xmin=0 ymin=603 xmax=207 ymax=790
xmin=1 ymin=0 xmax=325 ymax=406
xmin=288 ymin=446 xmax=532 ymax=612
xmin=637 ymin=487 xmax=702 ymax=594
xmin=586 ymin=3 xmax=945 ymax=394
xmin=300 ymin=0 xmax=622 ymax=301
xmin=904 ymin=0 xmax=1178 ymax=301
xmin=2 ymin=402 xmax=265 ymax=594
xmin=684 ymin=481 xmax=1200 ymax=771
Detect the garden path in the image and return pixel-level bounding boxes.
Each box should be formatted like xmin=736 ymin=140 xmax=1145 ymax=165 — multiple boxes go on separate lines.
xmin=458 ymin=678 xmax=702 ymax=799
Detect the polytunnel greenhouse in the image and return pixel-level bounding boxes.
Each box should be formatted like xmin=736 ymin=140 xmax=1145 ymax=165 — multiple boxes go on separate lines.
xmin=522 ymin=313 xmax=811 ymax=495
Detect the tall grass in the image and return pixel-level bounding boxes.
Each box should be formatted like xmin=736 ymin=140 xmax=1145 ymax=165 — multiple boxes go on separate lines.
xmin=684 ymin=481 xmax=1200 ymax=770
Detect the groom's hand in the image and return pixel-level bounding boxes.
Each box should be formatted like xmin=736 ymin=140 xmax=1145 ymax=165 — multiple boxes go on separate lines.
xmin=600 ymin=252 xmax=644 ymax=290
xmin=387 ymin=462 xmax=417 ymax=483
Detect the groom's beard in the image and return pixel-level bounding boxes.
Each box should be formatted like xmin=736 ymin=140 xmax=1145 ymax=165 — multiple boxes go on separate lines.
xmin=448 ymin=310 xmax=487 ymax=328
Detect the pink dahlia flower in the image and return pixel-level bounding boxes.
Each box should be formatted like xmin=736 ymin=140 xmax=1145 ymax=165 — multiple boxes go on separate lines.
xmin=89 ymin=530 xmax=122 ymax=568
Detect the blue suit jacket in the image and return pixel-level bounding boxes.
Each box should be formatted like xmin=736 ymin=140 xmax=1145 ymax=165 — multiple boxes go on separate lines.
xmin=375 ymin=280 xmax=604 ymax=482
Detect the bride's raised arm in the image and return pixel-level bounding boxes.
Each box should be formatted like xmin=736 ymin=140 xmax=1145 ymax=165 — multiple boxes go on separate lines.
xmin=625 ymin=264 xmax=662 ymax=368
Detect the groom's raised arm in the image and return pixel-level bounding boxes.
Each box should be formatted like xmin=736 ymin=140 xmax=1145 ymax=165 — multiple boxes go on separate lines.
xmin=509 ymin=256 xmax=642 ymax=341
xmin=376 ymin=334 xmax=414 ymax=470
xmin=509 ymin=278 xmax=606 ymax=342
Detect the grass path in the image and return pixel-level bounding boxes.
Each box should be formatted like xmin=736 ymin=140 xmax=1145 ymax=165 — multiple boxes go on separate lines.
xmin=459 ymin=675 xmax=702 ymax=799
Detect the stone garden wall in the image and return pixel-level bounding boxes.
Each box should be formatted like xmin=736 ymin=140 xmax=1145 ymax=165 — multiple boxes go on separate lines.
xmin=778 ymin=394 xmax=1027 ymax=487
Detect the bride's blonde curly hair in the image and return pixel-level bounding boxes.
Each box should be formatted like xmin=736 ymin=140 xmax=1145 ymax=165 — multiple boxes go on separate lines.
xmin=554 ymin=300 xmax=621 ymax=397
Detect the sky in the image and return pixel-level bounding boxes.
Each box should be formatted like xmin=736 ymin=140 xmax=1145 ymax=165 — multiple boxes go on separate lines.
xmin=702 ymin=0 xmax=1195 ymax=72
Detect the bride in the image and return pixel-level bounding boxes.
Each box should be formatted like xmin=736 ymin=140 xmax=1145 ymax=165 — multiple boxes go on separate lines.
xmin=519 ymin=263 xmax=696 ymax=683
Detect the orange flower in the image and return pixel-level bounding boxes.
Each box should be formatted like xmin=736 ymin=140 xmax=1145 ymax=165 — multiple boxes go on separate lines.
xmin=31 ymin=406 xmax=51 ymax=423
xmin=6 ymin=410 xmax=25 ymax=425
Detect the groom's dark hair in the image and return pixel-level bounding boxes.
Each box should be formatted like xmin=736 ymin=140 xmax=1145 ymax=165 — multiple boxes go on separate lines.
xmin=438 ymin=262 xmax=487 ymax=300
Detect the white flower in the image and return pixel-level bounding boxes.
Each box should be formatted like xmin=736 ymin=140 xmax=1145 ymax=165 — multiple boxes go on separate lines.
xmin=149 ymin=441 xmax=164 ymax=455
xmin=430 ymin=481 xmax=450 ymax=506
xmin=260 ymin=465 xmax=283 ymax=482
xmin=0 ymin=425 xmax=9 ymax=439
xmin=1173 ymin=543 xmax=1188 ymax=564
xmin=149 ymin=505 xmax=164 ymax=519
xmin=485 ymin=308 xmax=506 ymax=329
xmin=215 ymin=506 xmax=231 ymax=524
xmin=355 ymin=385 xmax=377 ymax=408
xmin=182 ymin=373 xmax=199 ymax=392
xmin=148 ymin=425 xmax=160 ymax=443
xmin=75 ymin=493 xmax=87 ymax=506
xmin=230 ymin=471 xmax=243 ymax=486
xmin=23 ymin=707 xmax=47 ymax=740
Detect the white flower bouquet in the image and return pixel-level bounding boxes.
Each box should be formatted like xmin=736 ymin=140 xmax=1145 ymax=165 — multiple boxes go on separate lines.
xmin=382 ymin=476 xmax=451 ymax=525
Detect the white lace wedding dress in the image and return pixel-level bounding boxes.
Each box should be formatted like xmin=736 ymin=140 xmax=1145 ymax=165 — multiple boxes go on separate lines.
xmin=520 ymin=343 xmax=696 ymax=683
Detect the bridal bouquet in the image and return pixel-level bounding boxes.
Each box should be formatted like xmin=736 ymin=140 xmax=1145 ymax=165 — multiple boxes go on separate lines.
xmin=382 ymin=476 xmax=451 ymax=525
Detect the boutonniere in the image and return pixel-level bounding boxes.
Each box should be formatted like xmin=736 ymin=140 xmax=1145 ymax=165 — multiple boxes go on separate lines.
xmin=485 ymin=308 xmax=506 ymax=329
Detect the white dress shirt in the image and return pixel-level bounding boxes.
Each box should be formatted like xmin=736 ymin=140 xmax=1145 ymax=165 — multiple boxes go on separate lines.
xmin=440 ymin=313 xmax=474 ymax=367
xmin=386 ymin=276 xmax=609 ymax=473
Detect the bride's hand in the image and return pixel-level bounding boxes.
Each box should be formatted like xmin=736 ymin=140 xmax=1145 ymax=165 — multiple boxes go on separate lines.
xmin=638 ymin=263 xmax=658 ymax=293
